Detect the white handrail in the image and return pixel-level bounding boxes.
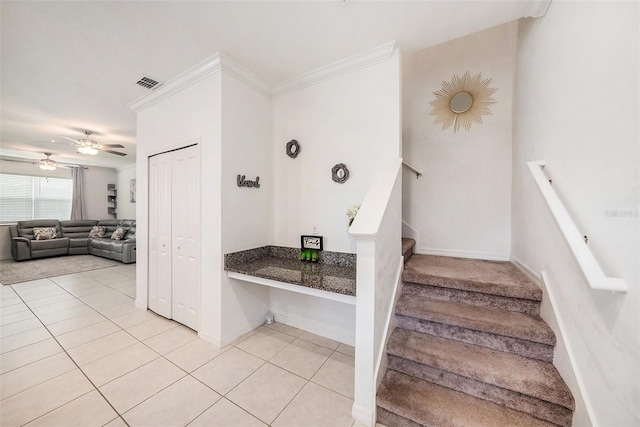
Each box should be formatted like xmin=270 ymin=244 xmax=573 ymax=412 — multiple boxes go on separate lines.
xmin=527 ymin=161 xmax=627 ymax=292
xmin=402 ymin=160 xmax=422 ymax=179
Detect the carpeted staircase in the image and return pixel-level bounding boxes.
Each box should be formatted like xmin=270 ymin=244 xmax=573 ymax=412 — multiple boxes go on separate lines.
xmin=377 ymin=244 xmax=575 ymax=426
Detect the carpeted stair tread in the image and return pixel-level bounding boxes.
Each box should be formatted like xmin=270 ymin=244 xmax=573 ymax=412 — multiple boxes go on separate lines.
xmin=396 ymin=314 xmax=554 ymax=362
xmin=396 ymin=294 xmax=555 ymax=345
xmin=402 ymin=238 xmax=416 ymax=263
xmin=402 ymin=238 xmax=416 ymax=256
xmin=387 ymin=355 xmax=573 ymax=426
xmin=377 ymin=370 xmax=556 ymax=427
xmin=402 ymin=282 xmax=540 ymax=316
xmin=402 ymin=255 xmax=542 ymax=301
xmin=388 ymin=328 xmax=574 ymax=410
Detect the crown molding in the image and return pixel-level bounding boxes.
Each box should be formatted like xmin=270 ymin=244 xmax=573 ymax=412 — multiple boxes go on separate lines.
xmin=128 ymin=53 xmax=271 ymax=112
xmin=129 ymin=41 xmax=399 ymax=111
xmin=271 ymin=41 xmax=399 ymax=97
xmin=128 ymin=54 xmax=222 ymax=112
xmin=523 ymin=0 xmax=552 ymax=18
xmin=219 ymin=53 xmax=271 ymax=97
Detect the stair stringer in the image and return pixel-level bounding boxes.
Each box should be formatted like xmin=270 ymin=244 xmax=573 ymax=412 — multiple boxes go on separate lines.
xmin=512 ymin=256 xmax=595 ymax=427
xmin=402 ymin=220 xmax=419 ymax=244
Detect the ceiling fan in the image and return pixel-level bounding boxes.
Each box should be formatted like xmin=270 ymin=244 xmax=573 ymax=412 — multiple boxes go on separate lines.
xmin=56 ymin=130 xmax=127 ymax=156
xmin=37 ymin=152 xmax=60 ymax=170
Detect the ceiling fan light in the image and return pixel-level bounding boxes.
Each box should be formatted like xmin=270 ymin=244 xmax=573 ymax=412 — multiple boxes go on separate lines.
xmin=78 ymin=146 xmax=98 ymax=155
xmin=40 ymin=163 xmax=56 ymax=171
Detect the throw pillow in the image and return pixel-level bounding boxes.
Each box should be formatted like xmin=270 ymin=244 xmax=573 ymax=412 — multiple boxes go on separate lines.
xmin=33 ymin=227 xmax=57 ymax=240
xmin=111 ymin=227 xmax=127 ymax=241
xmin=88 ymin=225 xmax=106 ymax=238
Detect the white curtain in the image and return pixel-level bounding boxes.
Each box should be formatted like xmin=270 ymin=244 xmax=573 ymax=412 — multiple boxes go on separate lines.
xmin=70 ymin=167 xmax=86 ymax=220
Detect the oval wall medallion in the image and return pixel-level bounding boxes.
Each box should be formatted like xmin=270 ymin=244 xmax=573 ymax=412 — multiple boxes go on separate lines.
xmin=286 ymin=139 xmax=300 ymax=158
xmin=331 ymin=163 xmax=350 ymax=184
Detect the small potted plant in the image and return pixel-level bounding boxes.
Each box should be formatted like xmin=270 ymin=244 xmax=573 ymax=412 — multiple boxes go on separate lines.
xmin=347 ymin=204 xmax=360 ymax=227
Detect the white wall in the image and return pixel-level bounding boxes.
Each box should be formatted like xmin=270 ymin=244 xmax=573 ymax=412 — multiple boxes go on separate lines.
xmin=219 ymin=71 xmax=272 ymax=345
xmin=116 ymin=164 xmax=136 ymax=219
xmin=268 ymin=45 xmax=402 ymax=344
xmin=512 ymin=2 xmax=639 ymax=426
xmin=271 ymin=47 xmax=402 ymax=254
xmin=134 ymin=71 xmax=224 ymax=344
xmin=402 ymin=22 xmax=517 ymax=260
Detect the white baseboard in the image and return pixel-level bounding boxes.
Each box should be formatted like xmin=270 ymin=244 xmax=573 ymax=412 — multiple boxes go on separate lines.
xmin=198 ymin=330 xmax=218 ymax=346
xmin=219 ymin=314 xmax=266 ymax=348
xmin=351 ymin=402 xmax=374 ymax=427
xmin=271 ymin=309 xmax=355 ymax=346
xmin=510 ymin=255 xmax=542 ymax=285
xmin=416 ymin=247 xmax=510 ymax=261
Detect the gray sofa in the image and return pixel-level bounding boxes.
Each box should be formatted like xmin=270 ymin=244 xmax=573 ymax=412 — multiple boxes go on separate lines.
xmin=10 ymin=219 xmax=136 ymax=263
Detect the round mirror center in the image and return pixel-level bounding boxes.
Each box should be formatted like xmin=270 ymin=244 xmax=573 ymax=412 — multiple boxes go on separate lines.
xmin=450 ymin=91 xmax=473 ymax=114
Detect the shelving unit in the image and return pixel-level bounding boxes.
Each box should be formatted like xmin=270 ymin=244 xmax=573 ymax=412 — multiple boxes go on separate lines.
xmin=107 ymin=183 xmax=117 ymax=218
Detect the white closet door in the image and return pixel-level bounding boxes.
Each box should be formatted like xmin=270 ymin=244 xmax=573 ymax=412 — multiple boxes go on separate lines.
xmin=170 ymin=145 xmax=200 ymax=330
xmin=148 ymin=153 xmax=173 ymax=318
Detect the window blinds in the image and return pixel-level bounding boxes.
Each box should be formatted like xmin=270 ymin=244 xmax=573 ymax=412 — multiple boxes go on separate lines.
xmin=0 ymin=174 xmax=72 ymax=222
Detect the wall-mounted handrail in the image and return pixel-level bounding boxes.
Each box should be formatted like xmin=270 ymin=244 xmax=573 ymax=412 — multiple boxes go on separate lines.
xmin=402 ymin=160 xmax=422 ymax=179
xmin=527 ymin=161 xmax=627 ymax=292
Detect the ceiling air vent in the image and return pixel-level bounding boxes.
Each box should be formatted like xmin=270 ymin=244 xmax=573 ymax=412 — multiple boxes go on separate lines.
xmin=136 ymin=76 xmax=161 ymax=90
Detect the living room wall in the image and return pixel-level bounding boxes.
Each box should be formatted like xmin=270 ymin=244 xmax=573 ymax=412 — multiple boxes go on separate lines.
xmin=84 ymin=167 xmax=118 ymax=220
xmin=116 ymin=164 xmax=136 ymax=219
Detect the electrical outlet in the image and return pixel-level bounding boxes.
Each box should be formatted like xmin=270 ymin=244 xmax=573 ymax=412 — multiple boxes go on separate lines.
xmin=312 ymin=223 xmax=318 ymax=234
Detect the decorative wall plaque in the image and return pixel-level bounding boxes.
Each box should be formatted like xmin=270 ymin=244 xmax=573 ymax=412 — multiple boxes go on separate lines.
xmin=331 ymin=163 xmax=350 ymax=184
xmin=237 ymin=175 xmax=260 ymax=188
xmin=286 ymin=139 xmax=300 ymax=158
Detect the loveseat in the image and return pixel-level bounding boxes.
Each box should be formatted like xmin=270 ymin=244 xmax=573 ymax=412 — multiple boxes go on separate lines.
xmin=9 ymin=219 xmax=136 ymax=263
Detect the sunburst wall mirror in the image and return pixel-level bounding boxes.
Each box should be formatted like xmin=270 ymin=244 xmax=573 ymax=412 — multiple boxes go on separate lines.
xmin=429 ymin=72 xmax=497 ymax=132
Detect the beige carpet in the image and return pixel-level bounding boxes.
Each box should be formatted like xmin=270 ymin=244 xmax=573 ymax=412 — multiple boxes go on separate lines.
xmin=0 ymin=255 xmax=119 ymax=285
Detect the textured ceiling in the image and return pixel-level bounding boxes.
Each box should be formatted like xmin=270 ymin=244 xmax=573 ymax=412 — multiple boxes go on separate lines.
xmin=0 ymin=1 xmax=534 ymax=169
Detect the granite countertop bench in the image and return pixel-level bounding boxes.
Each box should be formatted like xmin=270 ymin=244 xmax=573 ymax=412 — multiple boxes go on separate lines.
xmin=224 ymin=246 xmax=356 ymax=298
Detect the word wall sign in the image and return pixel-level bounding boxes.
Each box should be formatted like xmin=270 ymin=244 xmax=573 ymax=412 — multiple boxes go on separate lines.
xmin=237 ymin=175 xmax=261 ymax=188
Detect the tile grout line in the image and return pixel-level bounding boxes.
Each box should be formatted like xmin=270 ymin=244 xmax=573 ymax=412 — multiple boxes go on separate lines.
xmin=8 ymin=279 xmax=131 ymax=427
xmin=7 ymin=273 xmax=357 ymax=426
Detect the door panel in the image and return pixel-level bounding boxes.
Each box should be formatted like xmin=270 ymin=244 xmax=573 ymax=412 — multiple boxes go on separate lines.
xmin=148 ymin=153 xmax=173 ymax=318
xmin=171 ymin=145 xmax=200 ymax=330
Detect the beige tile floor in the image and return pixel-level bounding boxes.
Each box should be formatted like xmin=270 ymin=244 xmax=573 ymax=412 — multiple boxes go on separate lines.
xmin=0 ymin=263 xmax=367 ymax=426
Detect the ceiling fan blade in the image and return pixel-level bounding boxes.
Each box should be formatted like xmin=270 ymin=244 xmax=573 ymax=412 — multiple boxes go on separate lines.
xmin=101 ymin=149 xmax=127 ymax=156
xmin=59 ymin=136 xmax=81 ymax=145
xmin=100 ymin=143 xmax=125 ymax=148
xmin=33 ymin=139 xmax=76 ymax=147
